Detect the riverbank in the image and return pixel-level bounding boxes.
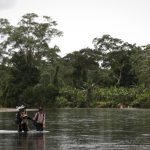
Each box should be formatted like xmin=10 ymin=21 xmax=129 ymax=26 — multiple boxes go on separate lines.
xmin=0 ymin=108 xmax=38 ymax=112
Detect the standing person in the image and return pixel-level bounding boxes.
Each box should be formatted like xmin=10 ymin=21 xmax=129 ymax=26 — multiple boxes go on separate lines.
xmin=33 ymin=107 xmax=45 ymax=131
xmin=16 ymin=105 xmax=31 ymax=132
xmin=21 ymin=113 xmax=30 ymax=132
xmin=15 ymin=105 xmax=25 ymax=132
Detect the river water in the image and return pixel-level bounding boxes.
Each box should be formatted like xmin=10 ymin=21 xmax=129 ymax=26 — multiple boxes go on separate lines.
xmin=0 ymin=108 xmax=150 ymax=150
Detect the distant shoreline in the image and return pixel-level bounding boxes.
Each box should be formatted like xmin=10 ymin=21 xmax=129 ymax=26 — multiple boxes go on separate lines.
xmin=0 ymin=108 xmax=38 ymax=112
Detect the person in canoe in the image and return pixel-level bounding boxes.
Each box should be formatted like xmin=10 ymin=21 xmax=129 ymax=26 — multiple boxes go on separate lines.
xmin=33 ymin=107 xmax=45 ymax=131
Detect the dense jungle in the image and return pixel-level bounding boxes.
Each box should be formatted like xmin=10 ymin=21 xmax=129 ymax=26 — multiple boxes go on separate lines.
xmin=0 ymin=13 xmax=149 ymax=108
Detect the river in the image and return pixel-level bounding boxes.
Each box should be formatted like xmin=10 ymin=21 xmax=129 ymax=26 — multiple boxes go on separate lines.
xmin=0 ymin=108 xmax=150 ymax=150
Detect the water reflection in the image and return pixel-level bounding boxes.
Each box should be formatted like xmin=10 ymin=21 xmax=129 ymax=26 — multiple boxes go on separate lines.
xmin=46 ymin=108 xmax=150 ymax=150
xmin=16 ymin=133 xmax=45 ymax=150
xmin=35 ymin=134 xmax=45 ymax=150
xmin=1 ymin=108 xmax=150 ymax=150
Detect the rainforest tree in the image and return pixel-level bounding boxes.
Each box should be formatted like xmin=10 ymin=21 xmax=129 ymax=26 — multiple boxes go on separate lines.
xmin=0 ymin=13 xmax=62 ymax=106
xmin=93 ymin=34 xmax=138 ymax=87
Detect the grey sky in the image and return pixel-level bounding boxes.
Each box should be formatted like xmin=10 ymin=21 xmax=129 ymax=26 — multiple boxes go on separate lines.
xmin=0 ymin=0 xmax=150 ymax=56
xmin=0 ymin=0 xmax=17 ymax=9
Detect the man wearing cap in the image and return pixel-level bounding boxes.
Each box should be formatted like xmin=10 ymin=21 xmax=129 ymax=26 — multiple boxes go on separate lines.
xmin=33 ymin=107 xmax=45 ymax=131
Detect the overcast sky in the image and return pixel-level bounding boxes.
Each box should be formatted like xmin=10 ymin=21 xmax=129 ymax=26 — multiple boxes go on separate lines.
xmin=0 ymin=0 xmax=150 ymax=56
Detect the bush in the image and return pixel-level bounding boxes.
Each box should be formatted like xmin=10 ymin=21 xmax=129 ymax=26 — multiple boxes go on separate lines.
xmin=132 ymin=88 xmax=150 ymax=108
xmin=56 ymin=96 xmax=70 ymax=107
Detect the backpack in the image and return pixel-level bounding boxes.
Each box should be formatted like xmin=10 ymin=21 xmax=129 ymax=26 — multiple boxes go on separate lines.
xmin=33 ymin=112 xmax=45 ymax=126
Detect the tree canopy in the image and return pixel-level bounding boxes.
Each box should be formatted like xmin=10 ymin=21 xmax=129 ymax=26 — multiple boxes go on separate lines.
xmin=0 ymin=14 xmax=149 ymax=108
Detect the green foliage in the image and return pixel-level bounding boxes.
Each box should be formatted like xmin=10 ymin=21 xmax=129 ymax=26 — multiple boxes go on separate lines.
xmin=56 ymin=96 xmax=69 ymax=107
xmin=0 ymin=14 xmax=150 ymax=108
xmin=91 ymin=87 xmax=150 ymax=108
xmin=94 ymin=101 xmax=113 ymax=108
xmin=131 ymin=87 xmax=150 ymax=108
xmin=93 ymin=87 xmax=135 ymax=105
xmin=130 ymin=46 xmax=150 ymax=87
xmin=32 ymin=83 xmax=59 ymax=107
xmin=54 ymin=86 xmax=150 ymax=108
xmin=63 ymin=48 xmax=100 ymax=89
xmin=57 ymin=87 xmax=87 ymax=107
xmin=93 ymin=34 xmax=138 ymax=87
xmin=0 ymin=13 xmax=62 ymax=107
